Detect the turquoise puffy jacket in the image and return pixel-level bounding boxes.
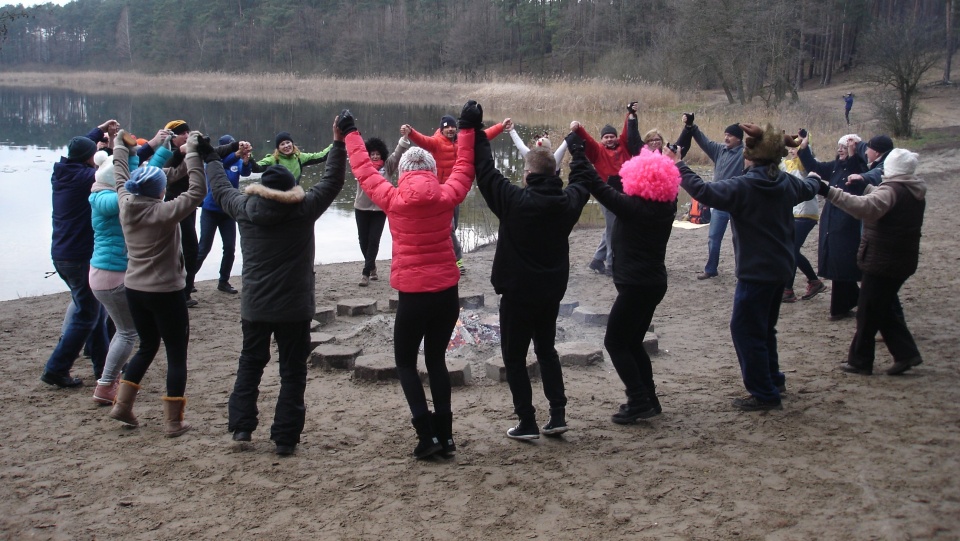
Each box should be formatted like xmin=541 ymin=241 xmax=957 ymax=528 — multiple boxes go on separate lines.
xmin=88 ymin=189 xmax=127 ymax=272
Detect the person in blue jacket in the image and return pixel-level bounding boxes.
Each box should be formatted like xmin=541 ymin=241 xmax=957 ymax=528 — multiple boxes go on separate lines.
xmin=195 ymin=135 xmax=252 ymax=294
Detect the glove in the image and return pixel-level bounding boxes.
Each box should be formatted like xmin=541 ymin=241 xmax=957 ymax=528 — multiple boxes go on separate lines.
xmin=457 ymin=100 xmax=483 ymax=130
xmin=114 ymin=129 xmax=135 ymax=149
xmin=798 ymin=128 xmax=808 ymax=139
xmin=185 ymin=131 xmax=201 ymax=154
xmin=809 ymin=173 xmax=829 ymax=196
xmin=627 ymin=101 xmax=638 ymax=115
xmin=683 ymin=113 xmax=695 ymax=127
xmin=197 ymin=136 xmax=220 ymax=163
xmin=564 ymin=132 xmax=585 ymax=155
xmin=337 ymin=109 xmax=358 ymax=136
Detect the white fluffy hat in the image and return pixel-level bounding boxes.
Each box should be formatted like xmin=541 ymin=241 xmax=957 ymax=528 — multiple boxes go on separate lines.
xmin=93 ymin=150 xmax=115 ymax=187
xmin=882 ymin=148 xmax=919 ymax=177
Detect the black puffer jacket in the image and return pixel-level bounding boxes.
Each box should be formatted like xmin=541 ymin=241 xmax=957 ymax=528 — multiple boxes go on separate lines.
xmin=474 ymin=131 xmax=590 ymax=302
xmin=210 ymin=142 xmax=346 ymax=322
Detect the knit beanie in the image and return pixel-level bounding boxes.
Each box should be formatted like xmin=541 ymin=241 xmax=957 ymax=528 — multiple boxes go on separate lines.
xmin=93 ymin=150 xmax=115 ymax=187
xmin=398 ymin=147 xmax=437 ymax=175
xmin=219 ymin=134 xmax=236 ymax=146
xmin=260 ymin=165 xmax=296 ymax=191
xmin=124 ymin=165 xmax=166 ymax=199
xmin=882 ymin=148 xmax=919 ymax=177
xmin=866 ymin=135 xmax=894 ymax=155
xmin=600 ymin=125 xmax=618 ymax=138
xmin=67 ymin=136 xmax=97 ymax=162
xmin=524 ymin=138 xmax=556 ymax=175
xmin=274 ymin=131 xmax=293 ymax=149
xmin=740 ymin=123 xmax=789 ymax=165
xmin=440 ymin=115 xmax=457 ymax=129
xmin=164 ymin=120 xmax=190 ymax=135
xmin=618 ymin=148 xmax=681 ymax=202
xmin=724 ymin=124 xmax=744 ymax=141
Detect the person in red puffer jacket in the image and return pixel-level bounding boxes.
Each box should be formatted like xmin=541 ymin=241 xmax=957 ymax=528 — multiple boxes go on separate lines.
xmin=345 ymin=102 xmax=480 ymax=461
xmin=402 ymin=113 xmax=507 ymax=275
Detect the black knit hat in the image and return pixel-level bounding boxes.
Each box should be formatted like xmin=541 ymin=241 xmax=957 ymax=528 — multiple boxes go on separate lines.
xmin=67 ymin=136 xmax=97 ymax=162
xmin=866 ymin=135 xmax=894 ymax=155
xmin=260 ymin=165 xmax=296 ymax=191
xmin=600 ymin=124 xmax=618 ymax=138
xmin=724 ymin=124 xmax=744 ymax=141
xmin=275 ymin=131 xmax=293 ymax=149
xmin=440 ymin=115 xmax=457 ymax=129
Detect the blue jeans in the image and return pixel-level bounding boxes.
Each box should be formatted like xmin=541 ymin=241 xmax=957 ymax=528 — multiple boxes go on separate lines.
xmin=730 ymin=280 xmax=785 ymax=403
xmin=197 ymin=209 xmax=237 ymax=284
xmin=705 ymin=209 xmax=730 ymax=275
xmin=44 ymin=260 xmax=108 ymax=378
xmin=788 ymin=217 xmax=819 ymax=289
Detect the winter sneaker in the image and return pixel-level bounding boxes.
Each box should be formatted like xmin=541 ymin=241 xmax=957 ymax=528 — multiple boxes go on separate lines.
xmin=588 ymin=258 xmax=606 ymax=274
xmin=782 ymin=289 xmax=798 ymax=303
xmin=217 ymin=281 xmax=238 ymax=294
xmin=801 ymin=279 xmax=827 ymax=300
xmin=456 ymin=259 xmax=466 ymax=275
xmin=506 ymin=420 xmax=540 ymax=440
xmin=732 ymin=396 xmax=783 ymax=411
xmin=359 ymin=275 xmax=370 ymax=287
xmin=370 ymin=268 xmax=379 ymax=281
xmin=92 ymin=379 xmax=119 ymax=405
xmin=275 ymin=443 xmax=296 ymax=456
xmin=611 ymin=402 xmax=659 ymax=424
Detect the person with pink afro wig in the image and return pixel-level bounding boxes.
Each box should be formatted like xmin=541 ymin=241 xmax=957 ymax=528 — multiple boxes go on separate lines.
xmin=565 ymin=133 xmax=679 ymax=424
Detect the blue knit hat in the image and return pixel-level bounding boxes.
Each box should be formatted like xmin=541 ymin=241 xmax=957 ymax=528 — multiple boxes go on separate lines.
xmin=219 ymin=134 xmax=236 ymax=145
xmin=124 ymin=165 xmax=167 ymax=199
xmin=67 ymin=136 xmax=97 ymax=162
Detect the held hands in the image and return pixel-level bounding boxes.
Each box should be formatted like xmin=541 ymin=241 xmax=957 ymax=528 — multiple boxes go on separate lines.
xmin=502 ymin=118 xmax=514 ymax=132
xmin=682 ymin=113 xmax=695 ymax=127
xmin=336 ymin=110 xmax=358 ymax=137
xmin=399 ymin=124 xmax=411 ymax=138
xmin=570 ymin=121 xmax=581 ymax=132
xmin=564 ymin=132 xmax=586 ymax=155
xmin=99 ymin=119 xmax=120 ymax=134
xmin=627 ymin=101 xmax=638 ymax=115
xmin=808 ymin=172 xmax=830 ymax=196
xmin=846 ymin=173 xmax=864 ymax=185
xmin=114 ymin=129 xmax=135 ymax=150
xmin=195 ymin=134 xmax=220 ymax=163
xmin=185 ymin=131 xmax=202 ymax=154
xmin=664 ymin=144 xmax=682 ymax=163
xmin=457 ymin=100 xmax=483 ymax=130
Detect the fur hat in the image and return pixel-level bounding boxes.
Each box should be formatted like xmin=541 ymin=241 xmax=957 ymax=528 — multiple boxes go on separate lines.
xmin=740 ymin=123 xmax=789 ymax=165
xmin=93 ymin=151 xmax=115 ymax=187
xmin=618 ymin=147 xmax=681 ymax=202
xmin=724 ymin=124 xmax=744 ymax=141
xmin=600 ymin=125 xmax=618 ymax=138
xmin=124 ymin=165 xmax=166 ymax=199
xmin=525 ymin=138 xmax=556 ymax=175
xmin=440 ymin=115 xmax=457 ymax=129
xmin=260 ymin=165 xmax=296 ymax=191
xmin=398 ymin=147 xmax=437 ymax=175
xmin=67 ymin=136 xmax=97 ymax=162
xmin=837 ymin=134 xmax=861 ymax=147
xmin=882 ymin=148 xmax=919 ymax=177
xmin=219 ymin=134 xmax=236 ymax=146
xmin=365 ymin=137 xmax=390 ymax=162
xmin=164 ymin=120 xmax=190 ymax=135
xmin=866 ymin=135 xmax=894 ymax=155
xmin=275 ymin=131 xmax=293 ymax=149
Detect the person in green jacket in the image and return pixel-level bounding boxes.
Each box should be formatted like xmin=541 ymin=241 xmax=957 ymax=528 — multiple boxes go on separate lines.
xmin=252 ymin=131 xmax=332 ymax=184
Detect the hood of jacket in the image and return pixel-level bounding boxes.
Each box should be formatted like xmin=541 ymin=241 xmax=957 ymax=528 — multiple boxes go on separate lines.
xmin=395 ymin=169 xmax=445 ymax=207
xmin=241 ymin=183 xmax=307 ymax=226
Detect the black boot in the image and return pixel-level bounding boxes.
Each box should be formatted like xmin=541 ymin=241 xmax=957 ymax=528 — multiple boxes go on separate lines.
xmin=645 ymin=382 xmax=663 ymax=414
xmin=411 ymin=413 xmax=442 ymax=459
xmin=541 ymin=407 xmax=568 ymax=436
xmin=611 ymin=392 xmax=659 ymax=425
xmin=431 ymin=411 xmax=456 ymax=457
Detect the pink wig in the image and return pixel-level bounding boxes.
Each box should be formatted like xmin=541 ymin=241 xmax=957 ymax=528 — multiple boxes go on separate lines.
xmin=618 ymin=147 xmax=681 ymax=202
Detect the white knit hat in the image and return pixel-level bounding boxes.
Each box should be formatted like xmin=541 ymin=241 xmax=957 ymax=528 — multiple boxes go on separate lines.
xmin=93 ymin=150 xmax=115 ymax=187
xmin=882 ymin=148 xmax=919 ymax=177
xmin=398 ymin=147 xmax=437 ymax=174
xmin=837 ymin=133 xmax=861 ymax=146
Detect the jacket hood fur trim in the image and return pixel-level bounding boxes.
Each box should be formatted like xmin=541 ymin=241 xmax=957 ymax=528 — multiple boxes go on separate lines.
xmin=244 ymin=183 xmax=306 ymax=203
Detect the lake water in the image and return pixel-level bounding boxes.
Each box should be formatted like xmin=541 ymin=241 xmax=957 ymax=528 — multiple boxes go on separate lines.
xmin=0 ymin=87 xmax=604 ymax=301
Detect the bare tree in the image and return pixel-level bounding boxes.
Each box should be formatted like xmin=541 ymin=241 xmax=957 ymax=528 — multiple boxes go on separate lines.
xmin=115 ymin=6 xmax=133 ymax=64
xmin=0 ymin=8 xmax=28 ymax=52
xmin=946 ymin=0 xmax=955 ymax=84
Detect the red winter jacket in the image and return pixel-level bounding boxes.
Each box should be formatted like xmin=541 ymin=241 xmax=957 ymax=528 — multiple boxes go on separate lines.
xmin=573 ymin=114 xmax=633 ymax=181
xmin=407 ymin=122 xmax=504 ymax=184
xmin=345 ymin=129 xmax=476 ymax=293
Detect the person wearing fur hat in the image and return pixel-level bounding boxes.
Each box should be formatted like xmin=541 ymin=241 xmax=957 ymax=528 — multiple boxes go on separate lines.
xmin=108 ymin=129 xmax=208 ymax=438
xmin=348 ymin=102 xmax=479 ymax=459
xmin=812 ymin=148 xmax=926 ymax=376
xmin=570 ymin=135 xmax=679 ymax=423
xmin=676 ymin=114 xmax=745 ymax=280
xmin=475 ymin=126 xmax=591 ymax=441
xmin=668 ymin=123 xmax=820 ymax=411
xmin=40 ymin=135 xmax=110 ymax=389
xmin=210 ymin=120 xmax=346 ymax=456
xmin=570 ymin=102 xmax=642 ymax=276
xmin=402 ymin=113 xmax=509 ymax=275
xmin=195 ymin=135 xmax=253 ymax=295
xmin=86 ymin=151 xmax=139 ymax=405
xmin=354 ymin=136 xmax=408 ymax=287
xmin=797 ymin=132 xmax=868 ymax=320
xmin=505 ymin=122 xmax=569 ymax=175
xmin=252 ymin=131 xmax=332 ymax=184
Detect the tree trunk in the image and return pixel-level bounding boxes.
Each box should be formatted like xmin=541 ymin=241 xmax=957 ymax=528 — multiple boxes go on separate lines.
xmin=946 ymin=0 xmax=954 ymax=83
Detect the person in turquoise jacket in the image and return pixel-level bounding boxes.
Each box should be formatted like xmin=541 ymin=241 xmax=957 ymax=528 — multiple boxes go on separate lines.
xmin=252 ymin=131 xmax=331 ymax=184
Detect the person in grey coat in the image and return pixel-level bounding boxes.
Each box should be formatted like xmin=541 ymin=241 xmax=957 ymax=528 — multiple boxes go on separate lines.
xmin=210 ymin=119 xmax=346 ymax=456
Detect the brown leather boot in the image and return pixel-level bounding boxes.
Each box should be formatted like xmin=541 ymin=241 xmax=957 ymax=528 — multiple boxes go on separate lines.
xmin=108 ymin=380 xmax=140 ymax=427
xmin=161 ymin=396 xmax=192 ymax=438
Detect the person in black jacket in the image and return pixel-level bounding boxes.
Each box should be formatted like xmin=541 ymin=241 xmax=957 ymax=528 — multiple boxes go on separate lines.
xmin=210 ymin=118 xmax=346 ymax=456
xmin=568 ymin=135 xmax=679 ymax=424
xmin=474 ymin=128 xmax=591 ymax=441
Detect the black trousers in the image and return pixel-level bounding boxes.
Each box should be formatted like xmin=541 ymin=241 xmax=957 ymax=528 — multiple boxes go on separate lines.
xmin=355 ymin=209 xmax=386 ymax=276
xmin=604 ymin=283 xmax=667 ymax=400
xmin=830 ymin=279 xmax=860 ymax=317
xmin=123 ymin=288 xmax=189 ymax=396
xmin=848 ymin=273 xmax=921 ymax=370
xmin=499 ymin=294 xmax=566 ymax=420
xmin=181 ymin=210 xmax=199 ymax=294
xmin=228 ymin=319 xmax=311 ymax=446
xmin=394 ymin=286 xmax=459 ymax=418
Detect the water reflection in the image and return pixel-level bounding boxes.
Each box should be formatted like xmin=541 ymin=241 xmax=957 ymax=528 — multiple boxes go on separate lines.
xmin=0 ymin=87 xmax=605 ymax=301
